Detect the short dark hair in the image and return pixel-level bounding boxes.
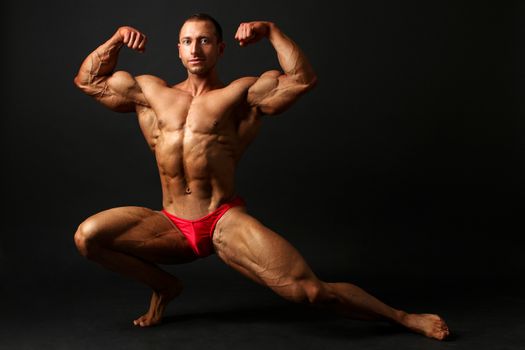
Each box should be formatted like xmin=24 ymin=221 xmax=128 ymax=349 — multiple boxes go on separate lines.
xmin=184 ymin=13 xmax=223 ymax=43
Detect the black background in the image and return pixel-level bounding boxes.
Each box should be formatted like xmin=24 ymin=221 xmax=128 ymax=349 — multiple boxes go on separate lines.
xmin=1 ymin=1 xmax=524 ymax=347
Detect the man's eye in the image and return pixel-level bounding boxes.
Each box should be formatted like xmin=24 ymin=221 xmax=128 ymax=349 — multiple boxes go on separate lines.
xmin=182 ymin=40 xmax=190 ymax=45
xmin=201 ymin=38 xmax=209 ymax=44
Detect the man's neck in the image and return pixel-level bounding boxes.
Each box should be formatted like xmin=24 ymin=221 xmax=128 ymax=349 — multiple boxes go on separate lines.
xmin=180 ymin=71 xmax=224 ymax=96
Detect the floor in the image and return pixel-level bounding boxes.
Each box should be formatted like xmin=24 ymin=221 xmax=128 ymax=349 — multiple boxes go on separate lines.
xmin=2 ymin=255 xmax=524 ymax=350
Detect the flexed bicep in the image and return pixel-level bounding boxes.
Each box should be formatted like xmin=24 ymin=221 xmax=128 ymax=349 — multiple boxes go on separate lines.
xmin=238 ymin=21 xmax=316 ymax=116
xmin=94 ymin=71 xmax=148 ymax=112
xmin=74 ymin=26 xmax=149 ymax=113
xmin=247 ymin=70 xmax=313 ymax=116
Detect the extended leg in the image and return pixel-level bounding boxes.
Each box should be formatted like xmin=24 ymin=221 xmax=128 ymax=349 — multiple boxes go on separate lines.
xmin=74 ymin=206 xmax=197 ymax=326
xmin=316 ymin=282 xmax=449 ymax=339
xmin=213 ymin=207 xmax=449 ymax=340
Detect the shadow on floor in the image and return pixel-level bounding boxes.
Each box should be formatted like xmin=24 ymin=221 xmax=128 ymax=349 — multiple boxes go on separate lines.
xmin=159 ymin=303 xmax=429 ymax=341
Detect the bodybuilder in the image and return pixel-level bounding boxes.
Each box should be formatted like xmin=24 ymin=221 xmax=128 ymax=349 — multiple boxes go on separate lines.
xmin=73 ymin=13 xmax=449 ymax=340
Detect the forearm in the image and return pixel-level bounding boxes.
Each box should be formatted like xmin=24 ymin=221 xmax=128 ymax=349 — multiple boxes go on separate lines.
xmin=266 ymin=23 xmax=316 ymax=85
xmin=74 ymin=31 xmax=123 ymax=89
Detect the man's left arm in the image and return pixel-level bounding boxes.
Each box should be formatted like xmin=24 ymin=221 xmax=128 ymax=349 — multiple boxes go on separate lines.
xmin=236 ymin=21 xmax=317 ymax=116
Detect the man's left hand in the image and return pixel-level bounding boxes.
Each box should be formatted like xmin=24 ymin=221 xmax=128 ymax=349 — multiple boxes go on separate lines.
xmin=234 ymin=21 xmax=272 ymax=46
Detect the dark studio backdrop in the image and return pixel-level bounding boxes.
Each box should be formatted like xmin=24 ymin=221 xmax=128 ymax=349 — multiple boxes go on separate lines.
xmin=1 ymin=0 xmax=524 ymax=308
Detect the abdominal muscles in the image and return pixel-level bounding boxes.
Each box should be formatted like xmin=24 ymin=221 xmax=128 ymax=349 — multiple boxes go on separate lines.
xmin=155 ymin=127 xmax=237 ymax=203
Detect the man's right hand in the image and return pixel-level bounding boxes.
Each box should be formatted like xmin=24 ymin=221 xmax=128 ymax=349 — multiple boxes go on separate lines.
xmin=117 ymin=26 xmax=147 ymax=53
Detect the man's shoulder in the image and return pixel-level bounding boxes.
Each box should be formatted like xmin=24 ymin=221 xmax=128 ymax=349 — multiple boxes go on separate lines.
xmin=227 ymin=71 xmax=282 ymax=90
xmin=220 ymin=77 xmax=259 ymax=97
xmin=135 ymin=74 xmax=168 ymax=88
xmin=228 ymin=76 xmax=259 ymax=88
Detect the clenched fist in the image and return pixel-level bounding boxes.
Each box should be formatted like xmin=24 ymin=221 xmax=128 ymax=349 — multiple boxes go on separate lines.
xmin=117 ymin=26 xmax=147 ymax=53
xmin=234 ymin=21 xmax=272 ymax=47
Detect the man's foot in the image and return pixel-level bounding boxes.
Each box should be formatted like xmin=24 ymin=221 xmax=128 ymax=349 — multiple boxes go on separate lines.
xmin=133 ymin=279 xmax=183 ymax=327
xmin=400 ymin=313 xmax=450 ymax=340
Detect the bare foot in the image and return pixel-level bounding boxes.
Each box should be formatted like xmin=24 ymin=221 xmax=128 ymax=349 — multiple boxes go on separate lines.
xmin=400 ymin=313 xmax=450 ymax=340
xmin=133 ymin=279 xmax=183 ymax=327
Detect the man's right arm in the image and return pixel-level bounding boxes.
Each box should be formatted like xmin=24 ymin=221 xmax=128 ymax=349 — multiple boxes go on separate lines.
xmin=73 ymin=26 xmax=148 ymax=113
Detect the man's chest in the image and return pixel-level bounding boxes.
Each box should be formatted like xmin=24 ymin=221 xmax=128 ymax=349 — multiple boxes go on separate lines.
xmin=147 ymin=89 xmax=248 ymax=134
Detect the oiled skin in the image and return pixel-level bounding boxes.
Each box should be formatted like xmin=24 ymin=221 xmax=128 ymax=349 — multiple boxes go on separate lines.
xmin=74 ymin=21 xmax=313 ymax=218
xmin=72 ymin=19 xmax=450 ymax=340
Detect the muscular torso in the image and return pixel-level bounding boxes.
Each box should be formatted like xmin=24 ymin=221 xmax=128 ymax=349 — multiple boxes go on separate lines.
xmin=135 ymin=76 xmax=262 ymax=219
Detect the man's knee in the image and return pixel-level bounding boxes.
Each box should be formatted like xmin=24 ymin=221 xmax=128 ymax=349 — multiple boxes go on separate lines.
xmin=290 ymin=279 xmax=335 ymax=305
xmin=74 ymin=218 xmax=102 ymax=259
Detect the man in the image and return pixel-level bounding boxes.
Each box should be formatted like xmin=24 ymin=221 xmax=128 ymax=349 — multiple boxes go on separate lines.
xmin=73 ymin=13 xmax=449 ymax=340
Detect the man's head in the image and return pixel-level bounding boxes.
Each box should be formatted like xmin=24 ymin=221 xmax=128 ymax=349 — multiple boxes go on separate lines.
xmin=178 ymin=13 xmax=225 ymax=75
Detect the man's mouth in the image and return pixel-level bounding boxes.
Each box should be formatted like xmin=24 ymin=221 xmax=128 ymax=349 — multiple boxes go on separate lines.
xmin=189 ymin=58 xmax=204 ymax=63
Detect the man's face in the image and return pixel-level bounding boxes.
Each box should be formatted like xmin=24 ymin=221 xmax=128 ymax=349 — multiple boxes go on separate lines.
xmin=178 ymin=20 xmax=224 ymax=75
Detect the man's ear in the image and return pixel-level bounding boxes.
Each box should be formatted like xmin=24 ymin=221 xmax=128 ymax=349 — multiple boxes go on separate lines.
xmin=178 ymin=43 xmax=181 ymax=58
xmin=219 ymin=42 xmax=225 ymax=56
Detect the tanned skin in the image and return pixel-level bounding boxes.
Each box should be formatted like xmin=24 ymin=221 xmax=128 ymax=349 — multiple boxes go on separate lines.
xmin=73 ymin=18 xmax=450 ymax=340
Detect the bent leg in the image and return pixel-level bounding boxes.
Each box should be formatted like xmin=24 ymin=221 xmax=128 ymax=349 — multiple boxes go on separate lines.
xmin=212 ymin=208 xmax=449 ymax=340
xmin=74 ymin=206 xmax=197 ymax=326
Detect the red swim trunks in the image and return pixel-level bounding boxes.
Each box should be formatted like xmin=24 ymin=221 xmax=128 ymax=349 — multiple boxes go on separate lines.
xmin=160 ymin=196 xmax=246 ymax=258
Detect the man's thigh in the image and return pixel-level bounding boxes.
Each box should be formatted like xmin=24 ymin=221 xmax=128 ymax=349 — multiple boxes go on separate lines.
xmin=78 ymin=206 xmax=197 ymax=264
xmin=213 ymin=207 xmax=318 ymax=289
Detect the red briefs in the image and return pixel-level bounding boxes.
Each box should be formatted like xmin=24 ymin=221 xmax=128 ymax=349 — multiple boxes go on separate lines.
xmin=160 ymin=196 xmax=246 ymax=258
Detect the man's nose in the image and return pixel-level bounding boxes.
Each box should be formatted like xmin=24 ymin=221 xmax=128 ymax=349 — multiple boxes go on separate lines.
xmin=190 ymin=42 xmax=201 ymax=55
